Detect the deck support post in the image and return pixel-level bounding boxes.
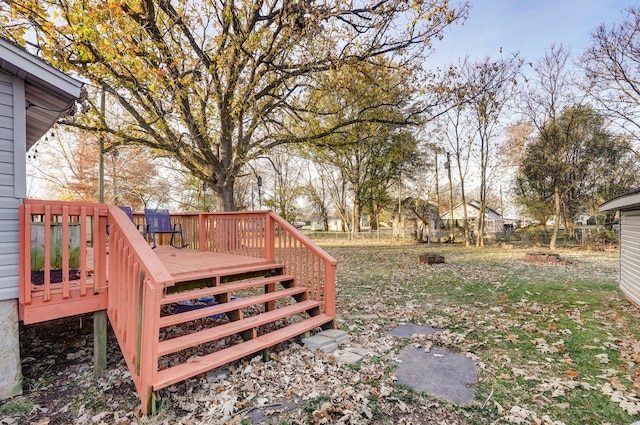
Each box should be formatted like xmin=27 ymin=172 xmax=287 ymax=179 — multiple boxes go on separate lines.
xmin=93 ymin=310 xmax=107 ymax=374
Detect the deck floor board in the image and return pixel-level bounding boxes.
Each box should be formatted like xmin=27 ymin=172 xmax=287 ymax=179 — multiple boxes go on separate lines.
xmin=151 ymin=246 xmax=273 ymax=279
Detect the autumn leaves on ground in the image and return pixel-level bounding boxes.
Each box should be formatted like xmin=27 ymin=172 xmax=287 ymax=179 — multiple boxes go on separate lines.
xmin=2 ymin=243 xmax=639 ymax=425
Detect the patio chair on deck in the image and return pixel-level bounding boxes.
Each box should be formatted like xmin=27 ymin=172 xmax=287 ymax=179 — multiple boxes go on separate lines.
xmin=144 ymin=208 xmax=186 ymax=249
xmin=118 ymin=206 xmax=144 ymax=233
xmin=107 ymin=206 xmax=143 ymax=235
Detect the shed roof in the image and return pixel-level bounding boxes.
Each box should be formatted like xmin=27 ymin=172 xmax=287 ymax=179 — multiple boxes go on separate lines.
xmin=0 ymin=38 xmax=83 ymax=149
xmin=600 ymin=188 xmax=640 ymax=212
xmin=441 ymin=201 xmax=503 ymax=221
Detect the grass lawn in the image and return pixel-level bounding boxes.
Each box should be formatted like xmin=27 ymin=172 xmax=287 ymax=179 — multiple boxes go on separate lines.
xmin=324 ymin=242 xmax=640 ymax=425
xmin=4 ymin=242 xmax=639 ymax=425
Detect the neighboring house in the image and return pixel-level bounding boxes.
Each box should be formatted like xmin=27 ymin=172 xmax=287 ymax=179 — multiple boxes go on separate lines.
xmin=573 ymin=211 xmax=592 ymax=226
xmin=327 ymin=217 xmax=349 ymax=232
xmin=600 ymin=188 xmax=640 ymax=307
xmin=394 ymin=201 xmax=441 ymax=241
xmin=441 ymin=201 xmax=505 ymax=235
xmin=0 ymin=38 xmax=83 ymax=400
xmin=573 ymin=211 xmax=608 ymax=227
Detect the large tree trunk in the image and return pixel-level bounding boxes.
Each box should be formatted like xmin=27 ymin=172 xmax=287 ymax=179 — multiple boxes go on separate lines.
xmin=550 ymin=185 xmax=561 ymax=250
xmin=213 ymin=174 xmax=236 ymax=211
xmin=352 ymin=188 xmax=362 ymax=234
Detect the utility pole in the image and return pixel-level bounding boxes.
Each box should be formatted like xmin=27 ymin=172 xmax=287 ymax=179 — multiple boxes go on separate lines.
xmin=95 ymin=89 xmax=107 ymax=376
xmin=98 ymin=90 xmax=105 ymax=203
xmin=434 ymin=147 xmax=441 ymax=244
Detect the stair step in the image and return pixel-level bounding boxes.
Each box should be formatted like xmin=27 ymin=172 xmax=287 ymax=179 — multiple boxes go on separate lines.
xmin=154 ymin=314 xmax=333 ymax=390
xmin=157 ymin=300 xmax=321 ymax=357
xmin=171 ymin=262 xmax=285 ymax=283
xmin=159 ymin=287 xmax=309 ymax=328
xmin=160 ymin=274 xmax=296 ymax=306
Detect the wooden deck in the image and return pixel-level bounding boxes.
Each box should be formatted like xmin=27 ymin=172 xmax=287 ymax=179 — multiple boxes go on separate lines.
xmin=153 ymin=246 xmax=274 ymax=281
xmin=19 ymin=201 xmax=337 ymax=415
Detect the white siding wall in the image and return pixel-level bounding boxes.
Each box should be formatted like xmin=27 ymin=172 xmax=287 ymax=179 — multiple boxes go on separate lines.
xmin=620 ymin=210 xmax=640 ymax=306
xmin=0 ymin=71 xmax=20 ymax=301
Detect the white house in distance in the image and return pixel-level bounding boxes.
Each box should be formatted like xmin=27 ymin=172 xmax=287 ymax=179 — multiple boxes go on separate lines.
xmin=441 ymin=201 xmax=505 ymax=236
xmin=0 ymin=38 xmax=83 ymax=400
xmin=600 ymin=188 xmax=640 ymax=306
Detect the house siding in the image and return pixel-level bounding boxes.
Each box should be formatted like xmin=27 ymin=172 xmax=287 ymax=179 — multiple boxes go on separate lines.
xmin=0 ymin=70 xmax=19 ymax=301
xmin=620 ymin=210 xmax=640 ymax=306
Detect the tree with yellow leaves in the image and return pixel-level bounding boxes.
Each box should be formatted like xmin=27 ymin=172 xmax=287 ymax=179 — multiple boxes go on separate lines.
xmin=2 ymin=0 xmax=467 ymax=210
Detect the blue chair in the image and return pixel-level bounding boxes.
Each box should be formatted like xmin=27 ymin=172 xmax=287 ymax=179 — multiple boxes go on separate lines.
xmin=107 ymin=206 xmax=142 ymax=235
xmin=118 ymin=206 xmax=144 ymax=232
xmin=144 ymin=208 xmax=186 ymax=248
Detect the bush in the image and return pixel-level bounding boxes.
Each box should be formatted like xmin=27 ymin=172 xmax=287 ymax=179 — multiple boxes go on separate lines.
xmin=595 ymin=230 xmax=618 ymax=245
xmin=514 ymin=225 xmax=549 ymax=245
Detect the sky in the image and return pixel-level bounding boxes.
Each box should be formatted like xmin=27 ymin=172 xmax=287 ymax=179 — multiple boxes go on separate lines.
xmin=427 ymin=0 xmax=638 ymax=69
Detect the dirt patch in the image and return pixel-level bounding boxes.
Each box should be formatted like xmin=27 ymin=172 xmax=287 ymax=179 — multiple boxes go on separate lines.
xmin=13 ymin=314 xmax=139 ymax=424
xmin=524 ymin=252 xmax=568 ymax=265
xmin=30 ymin=269 xmax=80 ymax=285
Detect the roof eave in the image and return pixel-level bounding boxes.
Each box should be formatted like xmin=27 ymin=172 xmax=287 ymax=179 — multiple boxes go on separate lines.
xmin=0 ymin=38 xmax=83 ymax=98
xmin=600 ymin=192 xmax=640 ymax=212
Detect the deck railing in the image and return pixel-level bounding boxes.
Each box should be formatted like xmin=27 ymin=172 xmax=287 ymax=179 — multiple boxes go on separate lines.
xmin=268 ymin=212 xmax=337 ymax=317
xmin=18 ymin=199 xmax=110 ymax=324
xmin=161 ymin=211 xmax=337 ymax=316
xmin=105 ymin=205 xmax=174 ymax=414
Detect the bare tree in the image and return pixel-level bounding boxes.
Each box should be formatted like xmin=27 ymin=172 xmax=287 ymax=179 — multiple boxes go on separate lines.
xmin=582 ymin=6 xmax=640 ymax=153
xmin=260 ymin=150 xmax=305 ymax=222
xmin=463 ymin=54 xmax=522 ymax=246
xmin=429 ymin=62 xmax=476 ymax=246
xmin=521 ymin=44 xmax=582 ymax=249
xmin=304 ymin=163 xmax=331 ymax=231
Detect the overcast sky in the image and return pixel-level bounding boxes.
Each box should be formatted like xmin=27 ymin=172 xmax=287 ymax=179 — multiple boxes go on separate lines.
xmin=426 ymin=0 xmax=638 ymax=69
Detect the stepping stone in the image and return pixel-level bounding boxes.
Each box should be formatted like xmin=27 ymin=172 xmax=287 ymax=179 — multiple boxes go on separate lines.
xmin=335 ymin=352 xmax=363 ymax=364
xmin=394 ymin=346 xmax=478 ymax=405
xmin=387 ymin=323 xmax=442 ymax=338
xmin=317 ymin=329 xmax=350 ymax=344
xmin=352 ymin=344 xmax=374 ymax=357
xmin=302 ymin=335 xmax=338 ymax=352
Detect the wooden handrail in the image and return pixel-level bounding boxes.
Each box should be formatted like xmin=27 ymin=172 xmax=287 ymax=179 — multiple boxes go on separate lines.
xmin=137 ymin=210 xmax=337 ymax=315
xmin=267 ymin=212 xmax=337 ymax=317
xmin=106 ymin=205 xmax=174 ymax=414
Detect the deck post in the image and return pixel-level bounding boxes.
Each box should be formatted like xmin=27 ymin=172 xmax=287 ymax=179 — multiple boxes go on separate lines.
xmin=93 ymin=310 xmax=107 ymax=374
xmin=199 ymin=213 xmax=206 ymax=251
xmin=265 ymin=213 xmax=275 ymax=261
xmin=323 ymin=264 xmax=337 ymax=319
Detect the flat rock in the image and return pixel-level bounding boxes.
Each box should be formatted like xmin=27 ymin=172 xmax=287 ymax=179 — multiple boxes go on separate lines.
xmin=317 ymin=329 xmax=350 ymax=344
xmin=394 ymin=346 xmax=478 ymax=405
xmin=351 ymin=344 xmax=374 ymax=357
xmin=387 ymin=324 xmax=442 ymax=338
xmin=302 ymin=335 xmax=338 ymax=352
xmin=243 ymin=399 xmax=305 ymax=424
xmin=335 ymin=352 xmax=363 ymax=364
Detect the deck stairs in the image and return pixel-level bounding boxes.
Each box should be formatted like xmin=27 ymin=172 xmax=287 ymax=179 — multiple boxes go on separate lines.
xmin=151 ymin=261 xmax=334 ymax=391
